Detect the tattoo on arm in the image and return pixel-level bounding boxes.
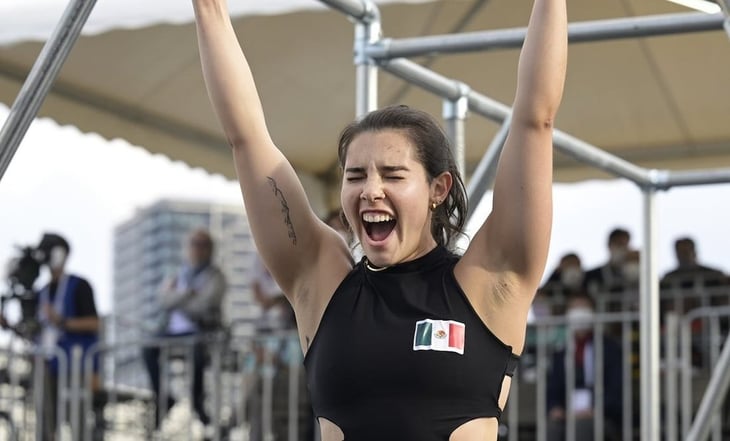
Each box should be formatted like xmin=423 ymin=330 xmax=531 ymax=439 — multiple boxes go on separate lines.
xmin=267 ymin=177 xmax=297 ymax=245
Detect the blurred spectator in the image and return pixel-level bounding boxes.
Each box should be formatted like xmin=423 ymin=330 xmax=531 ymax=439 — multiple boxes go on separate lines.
xmin=36 ymin=233 xmax=101 ymax=440
xmin=661 ymin=237 xmax=727 ymax=290
xmin=542 ymin=253 xmax=588 ymax=313
xmin=142 ymin=228 xmax=227 ymax=431
xmin=547 ymin=294 xmax=623 ymax=441
xmin=585 ymin=228 xmax=635 ymax=295
xmin=251 ymin=254 xmax=295 ymax=333
xmin=249 ymin=254 xmax=313 ymax=441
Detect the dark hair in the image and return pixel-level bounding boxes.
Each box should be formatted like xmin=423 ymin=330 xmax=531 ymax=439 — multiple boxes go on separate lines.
xmin=675 ymin=237 xmax=695 ymax=250
xmin=38 ymin=232 xmax=70 ymax=256
xmin=337 ymin=105 xmax=468 ymax=248
xmin=608 ymin=228 xmax=630 ymax=245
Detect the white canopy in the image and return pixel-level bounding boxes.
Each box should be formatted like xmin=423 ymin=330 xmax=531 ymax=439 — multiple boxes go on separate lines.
xmin=1 ymin=0 xmax=729 ymax=189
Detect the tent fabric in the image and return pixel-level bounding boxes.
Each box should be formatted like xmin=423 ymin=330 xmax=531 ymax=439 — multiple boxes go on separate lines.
xmin=1 ymin=0 xmax=729 ymax=188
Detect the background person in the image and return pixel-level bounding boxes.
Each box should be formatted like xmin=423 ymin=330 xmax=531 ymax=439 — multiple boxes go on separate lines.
xmin=142 ymin=228 xmax=226 ymax=431
xmin=36 ymin=233 xmax=100 ymax=440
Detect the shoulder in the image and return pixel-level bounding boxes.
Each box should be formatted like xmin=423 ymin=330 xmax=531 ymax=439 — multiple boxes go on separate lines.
xmin=69 ymin=275 xmax=92 ymax=291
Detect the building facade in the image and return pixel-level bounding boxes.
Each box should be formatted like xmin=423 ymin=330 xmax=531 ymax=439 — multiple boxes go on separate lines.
xmin=110 ymin=199 xmax=258 ymax=388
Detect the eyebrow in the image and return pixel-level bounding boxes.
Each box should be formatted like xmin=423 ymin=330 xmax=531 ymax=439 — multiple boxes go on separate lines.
xmin=344 ymin=165 xmax=410 ymax=174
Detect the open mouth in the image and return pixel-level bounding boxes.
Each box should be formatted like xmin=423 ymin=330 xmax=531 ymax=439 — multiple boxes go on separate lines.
xmin=363 ymin=213 xmax=396 ymax=242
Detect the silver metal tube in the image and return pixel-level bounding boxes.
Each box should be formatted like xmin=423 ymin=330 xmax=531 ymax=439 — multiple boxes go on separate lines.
xmin=536 ymin=324 xmax=547 ymax=441
xmin=83 ymin=345 xmax=99 ymax=441
xmin=262 ymin=339 xmax=274 ymax=441
xmin=565 ymin=329 xmax=576 ymax=441
xmin=186 ymin=345 xmax=195 ymax=441
xmin=593 ymin=322 xmax=605 ymax=441
xmin=508 ymin=374 xmax=519 ymax=441
xmin=287 ymin=338 xmax=300 ymax=441
xmin=159 ymin=345 xmax=170 ymax=426
xmin=679 ymin=306 xmax=730 ymax=438
xmin=686 ymin=330 xmax=730 ymax=441
xmin=652 ymin=167 xmax=730 ymax=189
xmin=353 ymin=4 xmax=380 ymax=117
xmin=211 ymin=339 xmax=223 ymax=441
xmin=54 ymin=347 xmax=69 ymax=441
xmin=379 ymin=58 xmax=653 ymax=186
xmin=0 ymin=0 xmax=98 ymax=182
xmin=366 ymin=12 xmax=725 ymax=59
xmin=665 ymin=313 xmax=679 ymax=441
xmin=553 ymin=131 xmax=652 ymax=185
xmin=318 ymin=0 xmax=377 ymax=23
xmin=708 ymin=316 xmax=722 ymax=441
xmin=621 ymin=319 xmax=633 ymax=441
xmin=681 ymin=314 xmax=693 ymax=438
xmin=355 ymin=26 xmax=380 ymax=117
xmin=465 ymin=115 xmax=510 ymax=222
xmin=639 ymin=187 xmax=660 ymax=441
xmin=70 ymin=345 xmax=83 ymax=441
xmin=443 ymin=92 xmax=469 ymax=177
xmin=33 ymin=353 xmax=44 ymax=441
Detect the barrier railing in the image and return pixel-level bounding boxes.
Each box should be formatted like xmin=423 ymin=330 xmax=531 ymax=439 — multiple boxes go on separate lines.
xmin=0 ymin=297 xmax=728 ymax=440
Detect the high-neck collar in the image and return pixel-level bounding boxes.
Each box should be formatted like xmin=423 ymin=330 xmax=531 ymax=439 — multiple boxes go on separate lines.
xmin=362 ymin=245 xmax=450 ymax=274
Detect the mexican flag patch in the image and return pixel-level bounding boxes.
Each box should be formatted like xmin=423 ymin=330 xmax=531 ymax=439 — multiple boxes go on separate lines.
xmin=413 ymin=319 xmax=465 ymax=355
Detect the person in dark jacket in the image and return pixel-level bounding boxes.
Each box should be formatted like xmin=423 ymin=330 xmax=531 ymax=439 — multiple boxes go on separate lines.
xmin=547 ymin=294 xmax=623 ymax=441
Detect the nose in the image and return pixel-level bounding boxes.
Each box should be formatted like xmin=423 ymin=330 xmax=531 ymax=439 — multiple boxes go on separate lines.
xmin=360 ymin=175 xmax=384 ymax=203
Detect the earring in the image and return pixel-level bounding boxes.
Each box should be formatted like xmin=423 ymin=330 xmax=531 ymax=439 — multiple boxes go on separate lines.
xmin=431 ymin=201 xmax=438 ymax=211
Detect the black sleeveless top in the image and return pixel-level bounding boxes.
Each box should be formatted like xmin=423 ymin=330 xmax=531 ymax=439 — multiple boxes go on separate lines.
xmin=304 ymin=246 xmax=520 ymax=440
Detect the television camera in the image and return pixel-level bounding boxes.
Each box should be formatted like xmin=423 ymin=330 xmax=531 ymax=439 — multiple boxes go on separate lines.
xmin=2 ymin=233 xmax=69 ymax=340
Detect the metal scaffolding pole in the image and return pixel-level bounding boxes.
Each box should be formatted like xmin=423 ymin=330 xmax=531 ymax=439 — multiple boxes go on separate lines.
xmin=686 ymin=330 xmax=730 ymax=441
xmin=379 ymin=58 xmax=653 ymax=186
xmin=0 ymin=0 xmax=98 ymax=182
xmin=443 ymin=89 xmax=469 ymax=176
xmin=318 ymin=0 xmax=376 ymax=22
xmin=465 ymin=115 xmax=510 ymax=222
xmin=651 ymin=167 xmax=730 ymax=189
xmin=639 ymin=187 xmax=661 ymax=441
xmin=366 ymin=12 xmax=725 ymax=59
xmin=719 ymin=0 xmax=730 ymax=39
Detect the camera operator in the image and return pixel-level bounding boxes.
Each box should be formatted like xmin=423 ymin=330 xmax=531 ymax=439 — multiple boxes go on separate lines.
xmin=36 ymin=233 xmax=100 ymax=441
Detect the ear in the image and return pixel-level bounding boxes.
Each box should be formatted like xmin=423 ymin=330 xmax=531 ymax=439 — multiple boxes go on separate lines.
xmin=430 ymin=171 xmax=453 ymax=205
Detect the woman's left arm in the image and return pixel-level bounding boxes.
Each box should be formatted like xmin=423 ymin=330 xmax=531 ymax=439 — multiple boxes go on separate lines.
xmin=460 ymin=0 xmax=567 ymax=309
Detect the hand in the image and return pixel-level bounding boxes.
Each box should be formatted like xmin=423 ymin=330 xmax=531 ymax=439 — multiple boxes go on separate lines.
xmin=549 ymin=407 xmax=566 ymax=420
xmin=44 ymin=304 xmax=64 ymax=327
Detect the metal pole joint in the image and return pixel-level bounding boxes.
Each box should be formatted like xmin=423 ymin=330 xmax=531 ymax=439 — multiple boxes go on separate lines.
xmin=353 ymin=3 xmax=382 ymax=65
xmin=645 ymin=168 xmax=671 ymax=191
xmin=442 ymin=83 xmax=470 ymax=120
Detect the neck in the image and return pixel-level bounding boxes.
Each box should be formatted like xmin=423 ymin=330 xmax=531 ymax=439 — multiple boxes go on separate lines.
xmin=50 ymin=269 xmax=64 ymax=282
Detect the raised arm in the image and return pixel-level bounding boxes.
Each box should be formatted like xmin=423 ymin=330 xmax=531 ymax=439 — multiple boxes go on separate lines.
xmin=193 ymin=0 xmax=334 ymax=295
xmin=460 ymin=0 xmax=567 ymax=309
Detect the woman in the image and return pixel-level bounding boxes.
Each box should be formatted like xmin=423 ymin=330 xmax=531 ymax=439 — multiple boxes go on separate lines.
xmin=193 ymin=0 xmax=566 ymax=439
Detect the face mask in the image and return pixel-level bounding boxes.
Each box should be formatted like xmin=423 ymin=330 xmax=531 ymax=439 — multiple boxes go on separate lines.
xmin=49 ymin=246 xmax=67 ymax=271
xmin=609 ymin=247 xmax=627 ymax=266
xmin=566 ymin=306 xmax=594 ymax=331
xmin=560 ymin=267 xmax=584 ymax=289
xmin=623 ymin=262 xmax=640 ymax=283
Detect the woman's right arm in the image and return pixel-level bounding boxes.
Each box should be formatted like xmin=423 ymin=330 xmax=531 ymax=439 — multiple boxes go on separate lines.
xmin=193 ymin=0 xmax=342 ymax=296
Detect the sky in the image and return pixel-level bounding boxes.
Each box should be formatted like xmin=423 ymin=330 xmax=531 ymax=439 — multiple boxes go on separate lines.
xmin=2 ymin=102 xmax=729 ymax=318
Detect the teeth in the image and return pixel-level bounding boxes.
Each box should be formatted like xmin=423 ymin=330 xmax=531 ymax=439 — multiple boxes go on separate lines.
xmin=362 ymin=213 xmax=393 ymax=223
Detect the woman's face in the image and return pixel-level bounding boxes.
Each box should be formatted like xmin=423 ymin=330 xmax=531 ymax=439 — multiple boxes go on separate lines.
xmin=341 ymin=130 xmax=449 ymax=267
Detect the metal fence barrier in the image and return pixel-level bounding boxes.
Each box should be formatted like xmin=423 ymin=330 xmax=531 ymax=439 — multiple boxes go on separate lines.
xmin=0 ymin=289 xmax=728 ymax=440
